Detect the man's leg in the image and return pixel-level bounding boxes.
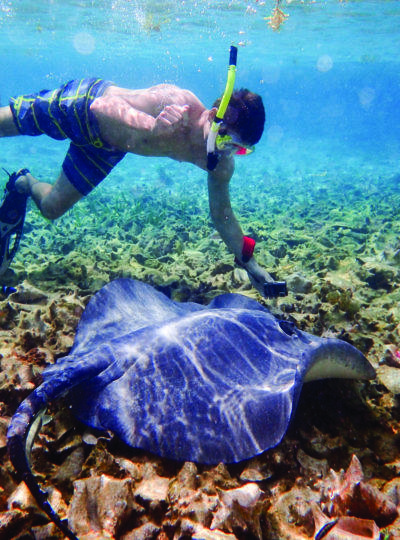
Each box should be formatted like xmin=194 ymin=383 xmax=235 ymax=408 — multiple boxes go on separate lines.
xmin=0 ymin=106 xmax=19 ymax=137
xmin=1 ymin=105 xmax=83 ymax=219
xmin=15 ymin=170 xmax=83 ymax=220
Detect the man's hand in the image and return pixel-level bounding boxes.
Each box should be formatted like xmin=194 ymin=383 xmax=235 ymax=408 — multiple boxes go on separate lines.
xmin=152 ymin=104 xmax=189 ymax=136
xmin=242 ymin=258 xmax=287 ymax=298
xmin=243 ymin=258 xmax=274 ymax=295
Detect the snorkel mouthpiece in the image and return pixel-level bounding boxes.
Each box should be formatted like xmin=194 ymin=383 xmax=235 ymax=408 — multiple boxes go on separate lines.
xmin=207 ymin=46 xmax=238 ymax=171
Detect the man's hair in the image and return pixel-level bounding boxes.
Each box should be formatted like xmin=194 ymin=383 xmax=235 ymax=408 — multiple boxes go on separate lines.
xmin=213 ymin=88 xmax=265 ymax=146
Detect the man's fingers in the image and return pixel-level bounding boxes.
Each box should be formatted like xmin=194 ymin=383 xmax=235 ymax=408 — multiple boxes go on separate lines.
xmin=161 ymin=105 xmax=189 ymax=123
xmin=163 ymin=106 xmax=180 ymax=120
xmin=158 ymin=113 xmax=173 ymax=125
xmin=182 ymin=105 xmax=189 ymax=126
xmin=155 ymin=104 xmax=190 ymax=133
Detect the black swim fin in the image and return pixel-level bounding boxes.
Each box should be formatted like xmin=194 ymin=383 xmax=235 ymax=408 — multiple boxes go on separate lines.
xmin=0 ymin=168 xmax=30 ymax=275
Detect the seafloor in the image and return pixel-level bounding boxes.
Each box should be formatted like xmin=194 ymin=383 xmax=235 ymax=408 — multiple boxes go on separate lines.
xmin=0 ymin=158 xmax=400 ymax=539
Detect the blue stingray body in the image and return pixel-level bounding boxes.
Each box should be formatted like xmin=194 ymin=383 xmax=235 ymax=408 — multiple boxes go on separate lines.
xmin=9 ymin=278 xmax=374 ymax=466
xmin=21 ymin=278 xmax=352 ymax=463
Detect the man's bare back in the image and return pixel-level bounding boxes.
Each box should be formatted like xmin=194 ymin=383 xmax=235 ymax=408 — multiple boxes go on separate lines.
xmin=92 ymin=84 xmax=213 ymax=169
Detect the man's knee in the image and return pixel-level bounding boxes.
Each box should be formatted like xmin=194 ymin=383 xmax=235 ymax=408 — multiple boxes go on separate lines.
xmin=0 ymin=106 xmax=19 ymax=137
xmin=32 ymin=171 xmax=82 ymax=220
xmin=39 ymin=198 xmax=65 ymax=220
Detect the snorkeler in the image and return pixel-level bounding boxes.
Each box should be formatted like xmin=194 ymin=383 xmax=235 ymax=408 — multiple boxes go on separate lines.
xmin=0 ymin=52 xmax=286 ymax=298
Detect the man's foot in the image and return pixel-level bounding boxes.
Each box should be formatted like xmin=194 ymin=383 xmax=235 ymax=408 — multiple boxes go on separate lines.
xmin=0 ymin=169 xmax=30 ymax=275
xmin=14 ymin=172 xmax=31 ymax=194
xmin=4 ymin=168 xmax=31 ymax=193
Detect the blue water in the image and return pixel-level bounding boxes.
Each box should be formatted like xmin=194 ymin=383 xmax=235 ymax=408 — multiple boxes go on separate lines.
xmin=1 ymin=0 xmax=400 ymax=192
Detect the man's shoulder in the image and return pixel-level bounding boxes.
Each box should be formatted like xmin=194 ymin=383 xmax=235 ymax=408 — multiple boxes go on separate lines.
xmin=105 ymin=83 xmax=204 ymax=108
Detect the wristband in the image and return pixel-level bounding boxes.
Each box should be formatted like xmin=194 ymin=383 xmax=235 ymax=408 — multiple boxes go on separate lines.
xmin=242 ymin=236 xmax=255 ymax=263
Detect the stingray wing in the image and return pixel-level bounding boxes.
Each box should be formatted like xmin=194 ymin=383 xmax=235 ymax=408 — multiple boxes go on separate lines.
xmin=70 ymin=278 xmax=205 ymax=354
xmin=68 ymin=305 xmax=303 ymax=463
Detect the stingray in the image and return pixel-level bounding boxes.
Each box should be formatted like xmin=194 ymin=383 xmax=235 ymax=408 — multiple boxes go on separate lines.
xmin=7 ymin=278 xmax=375 ymax=539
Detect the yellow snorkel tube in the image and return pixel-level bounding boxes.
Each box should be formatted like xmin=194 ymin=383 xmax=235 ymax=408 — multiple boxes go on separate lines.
xmin=207 ymin=45 xmax=238 ymax=171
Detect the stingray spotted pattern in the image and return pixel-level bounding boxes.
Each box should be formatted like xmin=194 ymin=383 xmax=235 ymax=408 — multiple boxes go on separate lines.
xmin=7 ymin=279 xmax=375 ymax=539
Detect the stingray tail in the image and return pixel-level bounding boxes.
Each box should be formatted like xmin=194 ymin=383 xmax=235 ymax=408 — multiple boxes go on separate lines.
xmin=7 ymin=389 xmax=79 ymax=540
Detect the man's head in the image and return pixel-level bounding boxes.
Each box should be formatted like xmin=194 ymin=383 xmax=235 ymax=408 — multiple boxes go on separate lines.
xmin=213 ymin=88 xmax=265 ymax=147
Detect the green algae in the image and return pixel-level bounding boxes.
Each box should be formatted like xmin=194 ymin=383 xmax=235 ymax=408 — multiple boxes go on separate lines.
xmin=3 ymin=166 xmax=397 ymax=364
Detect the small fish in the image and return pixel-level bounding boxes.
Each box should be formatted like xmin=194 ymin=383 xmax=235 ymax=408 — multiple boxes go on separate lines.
xmin=0 ymin=285 xmax=17 ymax=297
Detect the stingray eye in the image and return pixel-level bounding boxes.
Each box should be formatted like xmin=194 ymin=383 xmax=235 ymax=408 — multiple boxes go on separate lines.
xmin=278 ymin=320 xmax=298 ymax=336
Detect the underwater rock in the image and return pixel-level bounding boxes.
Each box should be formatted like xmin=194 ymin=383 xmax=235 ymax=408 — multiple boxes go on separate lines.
xmin=377 ymin=365 xmax=400 ymax=395
xmin=362 ymin=261 xmax=397 ymax=292
xmin=200 ymin=463 xmax=239 ymax=492
xmin=347 ymin=482 xmax=398 ymax=527
xmin=286 ymin=272 xmax=313 ymax=294
xmin=171 ymin=482 xmax=218 ymax=527
xmin=324 ymin=287 xmax=360 ymax=318
xmin=0 ymin=300 xmax=18 ymax=330
xmin=299 ymin=426 xmax=343 ymax=459
xmin=232 ymin=267 xmax=249 ymax=284
xmin=53 ymin=446 xmax=85 ymax=488
xmin=312 ymin=503 xmax=380 ymax=540
xmin=269 ymin=485 xmax=319 ymax=538
xmin=80 ymin=439 xmax=133 ymax=480
xmin=383 ymin=477 xmax=400 ymax=508
xmin=217 ymin=483 xmax=263 ymax=510
xmin=8 ymin=480 xmax=68 ymax=531
xmin=296 ymin=448 xmax=329 ymax=478
xmin=168 ymin=462 xmax=219 ymax=527
xmin=7 ymin=482 xmax=38 ymax=514
xmin=210 ymin=483 xmax=265 ymax=539
xmin=3 ymin=282 xmax=85 ymax=356
xmin=326 ymin=256 xmax=340 ymax=271
xmin=381 ymin=345 xmax=400 ymax=369
xmin=8 ymin=281 xmax=49 ymax=306
xmin=269 ymin=243 xmax=287 ymax=258
xmin=210 ymin=261 xmax=235 ymax=276
xmin=114 ymin=457 xmax=142 ymax=482
xmin=121 ymin=521 xmax=161 ymax=540
xmin=169 ymin=463 xmax=267 ymax=536
xmin=179 ymin=520 xmax=237 ymax=539
xmin=381 ymin=480 xmax=400 ymax=539
xmin=175 ymin=460 xmax=198 ymax=491
xmin=134 ymin=472 xmax=170 ymax=507
xmin=68 ymin=474 xmax=141 ymax=538
xmin=392 ymin=249 xmax=400 ymax=264
xmin=318 ymin=455 xmax=398 ymax=527
xmin=317 ymin=454 xmax=363 ymax=513
xmin=239 ymin=461 xmax=273 ymax=483
xmin=0 ymin=416 xmax=10 ymax=450
xmin=0 ymin=508 xmax=33 ymax=540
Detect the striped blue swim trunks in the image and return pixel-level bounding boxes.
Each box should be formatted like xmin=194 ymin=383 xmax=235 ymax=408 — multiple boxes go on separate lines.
xmin=9 ymin=78 xmax=126 ymax=196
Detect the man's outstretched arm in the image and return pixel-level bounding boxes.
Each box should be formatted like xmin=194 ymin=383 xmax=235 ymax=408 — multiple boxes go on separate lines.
xmin=207 ymin=158 xmax=275 ymax=296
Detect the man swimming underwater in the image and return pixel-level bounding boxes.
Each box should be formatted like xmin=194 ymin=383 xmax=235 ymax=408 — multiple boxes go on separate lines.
xmin=0 ymin=75 xmax=286 ymax=297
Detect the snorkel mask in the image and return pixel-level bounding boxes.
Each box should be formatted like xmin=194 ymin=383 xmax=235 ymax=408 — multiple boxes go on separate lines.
xmin=215 ymin=133 xmax=255 ymax=156
xmin=207 ymin=46 xmax=254 ymax=171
